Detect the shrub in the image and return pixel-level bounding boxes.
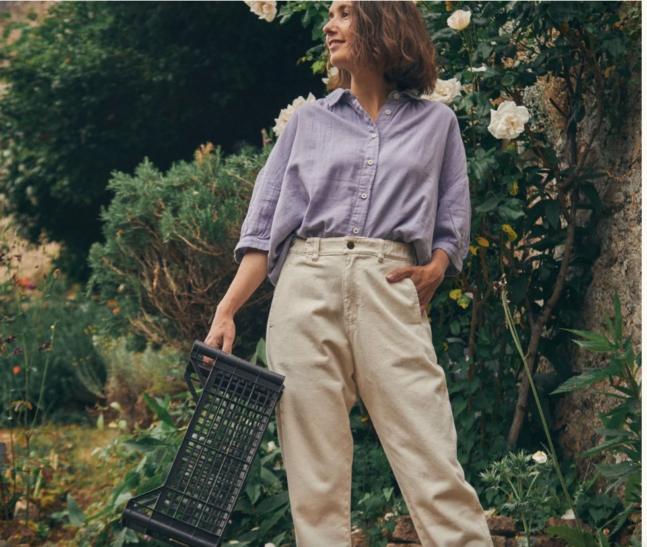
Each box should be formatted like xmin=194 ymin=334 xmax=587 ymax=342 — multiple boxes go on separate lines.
xmin=87 ymin=142 xmax=275 ymax=360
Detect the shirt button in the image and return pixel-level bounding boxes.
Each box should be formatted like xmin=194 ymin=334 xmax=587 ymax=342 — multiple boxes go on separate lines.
xmin=352 ymin=227 xmax=359 ymax=234
xmin=394 ymin=93 xmax=400 ymax=99
xmin=367 ymin=159 xmax=374 ymax=165
xmin=361 ymin=193 xmax=367 ymax=199
xmin=385 ymin=109 xmax=391 ymax=115
xmin=371 ymin=133 xmax=378 ymax=138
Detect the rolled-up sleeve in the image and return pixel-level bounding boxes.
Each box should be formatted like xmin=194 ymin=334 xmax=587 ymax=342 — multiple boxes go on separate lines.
xmin=233 ymin=109 xmax=300 ymax=265
xmin=431 ymin=113 xmax=471 ymax=277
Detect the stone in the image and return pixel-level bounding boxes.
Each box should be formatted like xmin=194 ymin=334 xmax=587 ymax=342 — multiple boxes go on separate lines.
xmin=351 ymin=527 xmax=369 ymax=547
xmin=486 ymin=515 xmax=518 ymax=536
xmin=391 ymin=516 xmax=420 ymax=543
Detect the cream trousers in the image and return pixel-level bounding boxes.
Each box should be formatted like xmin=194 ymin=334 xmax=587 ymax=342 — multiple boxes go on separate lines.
xmin=265 ymin=235 xmax=493 ymax=547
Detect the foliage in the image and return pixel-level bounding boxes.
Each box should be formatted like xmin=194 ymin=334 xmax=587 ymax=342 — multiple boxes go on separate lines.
xmin=545 ymin=288 xmax=641 ymax=545
xmin=480 ymin=449 xmax=558 ymax=544
xmin=86 ymin=142 xmax=277 ymax=361
xmin=82 ymin=335 xmax=186 ymax=433
xmin=0 ymin=1 xmax=321 ymax=281
xmin=0 ymin=226 xmax=112 ymax=532
xmin=0 ymin=233 xmax=110 ymax=427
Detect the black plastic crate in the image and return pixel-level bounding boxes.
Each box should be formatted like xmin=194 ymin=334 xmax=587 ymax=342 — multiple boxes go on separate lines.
xmin=121 ymin=340 xmax=286 ymax=547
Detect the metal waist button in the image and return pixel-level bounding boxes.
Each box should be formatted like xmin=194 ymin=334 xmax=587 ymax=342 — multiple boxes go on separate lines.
xmin=347 ymin=242 xmax=354 ymax=249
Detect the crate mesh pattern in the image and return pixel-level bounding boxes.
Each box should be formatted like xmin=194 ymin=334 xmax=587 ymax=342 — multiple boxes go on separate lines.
xmin=121 ymin=341 xmax=285 ymax=547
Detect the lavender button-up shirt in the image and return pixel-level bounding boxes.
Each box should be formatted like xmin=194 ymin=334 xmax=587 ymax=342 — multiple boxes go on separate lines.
xmin=233 ymin=87 xmax=471 ymax=287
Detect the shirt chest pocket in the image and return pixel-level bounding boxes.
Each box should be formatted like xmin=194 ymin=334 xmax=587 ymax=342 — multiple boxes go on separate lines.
xmin=296 ymin=116 xmax=365 ymax=194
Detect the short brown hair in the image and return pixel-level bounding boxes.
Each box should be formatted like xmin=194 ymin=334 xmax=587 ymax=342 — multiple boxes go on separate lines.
xmin=325 ymin=1 xmax=438 ymax=94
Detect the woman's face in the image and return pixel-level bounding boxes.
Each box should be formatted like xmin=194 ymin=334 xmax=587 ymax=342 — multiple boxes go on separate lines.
xmin=323 ymin=1 xmax=355 ymax=71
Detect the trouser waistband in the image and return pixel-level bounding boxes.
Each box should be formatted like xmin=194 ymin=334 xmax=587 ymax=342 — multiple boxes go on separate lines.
xmin=289 ymin=235 xmax=417 ymax=264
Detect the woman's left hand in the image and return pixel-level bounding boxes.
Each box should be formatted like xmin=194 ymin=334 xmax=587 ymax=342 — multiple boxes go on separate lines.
xmin=386 ymin=261 xmax=446 ymax=313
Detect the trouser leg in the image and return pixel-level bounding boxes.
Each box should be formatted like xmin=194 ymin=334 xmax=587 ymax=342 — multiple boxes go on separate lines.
xmin=349 ymin=247 xmax=494 ymax=547
xmin=266 ymin=245 xmax=357 ymax=547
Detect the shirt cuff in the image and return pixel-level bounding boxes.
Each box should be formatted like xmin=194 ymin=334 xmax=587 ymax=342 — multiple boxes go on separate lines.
xmin=234 ymin=235 xmax=270 ymax=265
xmin=431 ymin=240 xmax=463 ymax=277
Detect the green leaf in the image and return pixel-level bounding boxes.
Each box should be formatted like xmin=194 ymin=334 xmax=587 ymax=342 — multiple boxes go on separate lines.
xmin=544 ymin=525 xmax=597 ymax=547
xmin=245 ymin=454 xmax=262 ymax=506
xmin=550 ymin=367 xmax=611 ymax=395
xmin=452 ymin=396 xmax=467 ymax=416
xmin=142 ymin=391 xmax=176 ymax=429
xmin=383 ymin=486 xmax=394 ymax=502
xmin=580 ymin=183 xmax=603 ymax=214
xmin=624 ymin=473 xmax=641 ymax=504
xmin=593 ymin=461 xmax=638 ymax=482
xmin=114 ymin=491 xmax=133 ymax=507
xmin=256 ymin=337 xmax=268 ymax=367
xmin=122 ymin=436 xmax=167 ymax=453
xmin=255 ymin=491 xmax=289 ymax=517
xmin=67 ymin=493 xmax=86 ymax=526
xmin=578 ymin=437 xmax=626 ymax=458
xmin=256 ymin=503 xmax=289 ymax=539
xmin=562 ymin=328 xmax=615 ymax=352
xmin=474 ymin=195 xmax=500 ymax=213
xmin=591 ymin=427 xmax=633 ymax=438
xmin=112 ymin=527 xmax=128 ymax=547
xmin=544 ymin=200 xmax=560 ymax=229
xmin=260 ymin=465 xmax=281 ymax=488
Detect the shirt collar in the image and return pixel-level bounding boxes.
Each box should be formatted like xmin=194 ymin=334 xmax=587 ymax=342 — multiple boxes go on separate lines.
xmin=325 ymin=87 xmax=423 ymax=108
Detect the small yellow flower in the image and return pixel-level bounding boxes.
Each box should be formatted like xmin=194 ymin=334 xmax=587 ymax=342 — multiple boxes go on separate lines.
xmin=469 ymin=245 xmax=479 ymax=255
xmin=442 ymin=342 xmax=449 ymax=351
xmin=506 ymin=141 xmax=517 ymax=150
xmin=509 ymin=182 xmax=519 ymax=195
xmin=360 ymin=416 xmax=368 ymax=422
xmin=502 ymin=224 xmax=518 ymax=242
xmin=458 ymin=298 xmax=470 ymax=309
xmin=449 ymin=288 xmax=462 ymax=300
xmin=476 ymin=236 xmax=489 ymax=247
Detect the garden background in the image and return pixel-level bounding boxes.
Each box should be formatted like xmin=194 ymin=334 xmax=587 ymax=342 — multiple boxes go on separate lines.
xmin=0 ymin=1 xmax=641 ymax=547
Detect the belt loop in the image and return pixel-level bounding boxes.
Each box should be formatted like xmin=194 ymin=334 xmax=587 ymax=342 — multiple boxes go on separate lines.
xmin=377 ymin=239 xmax=385 ymax=262
xmin=312 ymin=237 xmax=320 ymax=261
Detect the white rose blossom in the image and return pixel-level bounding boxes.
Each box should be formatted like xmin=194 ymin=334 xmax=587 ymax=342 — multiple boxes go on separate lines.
xmin=322 ymin=65 xmax=339 ymax=85
xmin=244 ymin=1 xmax=277 ymax=23
xmin=420 ymin=78 xmax=462 ymax=105
xmin=487 ymin=100 xmax=530 ymax=140
xmin=531 ymin=450 xmax=548 ymax=464
xmin=447 ymin=9 xmax=471 ymax=31
xmin=274 ymin=93 xmax=317 ymax=136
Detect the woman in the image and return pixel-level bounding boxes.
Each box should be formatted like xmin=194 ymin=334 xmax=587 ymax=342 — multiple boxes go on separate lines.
xmin=206 ymin=2 xmax=493 ymax=546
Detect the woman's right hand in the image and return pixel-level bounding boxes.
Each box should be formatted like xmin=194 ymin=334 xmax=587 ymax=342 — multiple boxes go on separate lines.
xmin=202 ymin=249 xmax=270 ymax=366
xmin=203 ymin=305 xmax=236 ymax=365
